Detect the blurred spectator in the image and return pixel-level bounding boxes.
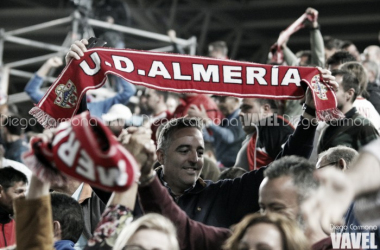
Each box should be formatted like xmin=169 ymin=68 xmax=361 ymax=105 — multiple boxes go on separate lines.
xmin=363 ymin=60 xmax=380 ymax=114
xmin=189 ymin=96 xmax=245 ymax=168
xmin=326 ymin=51 xmax=356 ymax=70
xmin=223 ymin=213 xmax=309 ymax=250
xmin=173 ymin=93 xmax=223 ymax=124
xmin=341 ymin=40 xmax=361 ymax=61
xmin=166 ymin=93 xmax=180 ymax=114
xmin=102 ymin=104 xmax=132 ymax=136
xmin=26 ymin=46 xmax=136 ymax=120
xmin=145 ymin=88 xmax=172 ymax=144
xmin=0 ymin=115 xmax=29 ymax=163
xmin=236 ymin=98 xmax=294 ymax=171
xmin=317 ymin=70 xmax=379 ymax=153
xmin=208 ymin=41 xmax=228 ymax=59
xmin=340 ymin=62 xmax=380 ymax=132
xmin=0 ymin=167 xmax=27 ymax=249
xmin=0 ymin=142 xmax=31 ymax=181
xmin=324 ymin=36 xmax=343 ymax=63
xmin=363 ymin=45 xmax=380 ymax=66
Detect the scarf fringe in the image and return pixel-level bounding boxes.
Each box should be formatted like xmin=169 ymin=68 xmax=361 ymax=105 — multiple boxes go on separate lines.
xmin=22 ymin=153 xmax=67 ymax=186
xmin=29 ymin=107 xmax=57 ymax=129
xmin=316 ymin=108 xmax=345 ymax=122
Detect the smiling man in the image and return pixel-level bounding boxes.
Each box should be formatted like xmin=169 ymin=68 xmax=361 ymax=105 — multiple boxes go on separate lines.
xmin=156 ymin=120 xmax=205 ymax=196
xmin=142 ymin=111 xmax=316 ymax=228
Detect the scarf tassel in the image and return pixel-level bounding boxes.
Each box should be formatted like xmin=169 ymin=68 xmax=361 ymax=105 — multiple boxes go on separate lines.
xmin=29 ymin=107 xmax=58 ymax=129
xmin=22 ymin=152 xmax=67 ymax=186
xmin=316 ymin=108 xmax=345 ymax=122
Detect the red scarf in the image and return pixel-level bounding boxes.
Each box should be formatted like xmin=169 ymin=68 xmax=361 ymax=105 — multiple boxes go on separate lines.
xmin=22 ymin=111 xmax=139 ymax=192
xmin=270 ymin=11 xmax=318 ymax=64
xmin=247 ymin=116 xmax=294 ymax=171
xmin=30 ymin=48 xmax=342 ymax=128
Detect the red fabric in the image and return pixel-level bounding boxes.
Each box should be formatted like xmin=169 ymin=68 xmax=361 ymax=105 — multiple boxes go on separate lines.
xmin=0 ymin=220 xmax=15 ymax=248
xmin=172 ymin=94 xmax=223 ymax=123
xmin=271 ymin=13 xmax=308 ymax=64
xmin=29 ymin=47 xmax=342 ymax=128
xmin=22 ymin=111 xmax=139 ymax=192
xmin=247 ymin=116 xmax=294 ymax=170
xmin=247 ymin=132 xmax=273 ymax=171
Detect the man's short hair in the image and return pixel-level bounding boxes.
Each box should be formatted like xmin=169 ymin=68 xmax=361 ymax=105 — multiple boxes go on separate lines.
xmin=324 ymin=36 xmax=343 ymax=50
xmin=341 ymin=40 xmax=354 ymax=50
xmin=264 ymin=156 xmax=318 ymax=202
xmin=51 ymin=193 xmax=84 ymax=243
xmin=332 ymin=69 xmax=360 ymax=102
xmin=0 ymin=167 xmax=28 ymax=191
xmin=2 ymin=116 xmax=23 ymax=136
xmin=318 ymin=146 xmax=358 ymax=169
xmin=208 ymin=41 xmax=228 ymax=56
xmin=157 ymin=117 xmax=203 ymax=151
xmin=256 ymin=98 xmax=278 ymax=112
xmin=327 ymin=51 xmax=357 ymax=66
xmin=340 ymin=62 xmax=368 ymax=97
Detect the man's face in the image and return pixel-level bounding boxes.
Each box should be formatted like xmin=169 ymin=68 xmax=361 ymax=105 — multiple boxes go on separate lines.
xmin=159 ymin=127 xmax=204 ymax=193
xmin=146 ymin=89 xmax=160 ymax=111
xmin=334 ymin=75 xmax=347 ymax=111
xmin=259 ymin=176 xmax=300 ymax=222
xmin=107 ymin=118 xmax=126 ymax=137
xmin=209 ymin=50 xmax=226 ymax=59
xmin=239 ymin=98 xmax=265 ymax=134
xmin=0 ymin=181 xmax=27 ymax=214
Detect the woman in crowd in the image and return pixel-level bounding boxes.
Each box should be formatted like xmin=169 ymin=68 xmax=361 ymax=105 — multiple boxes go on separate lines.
xmin=224 ymin=213 xmax=310 ymax=250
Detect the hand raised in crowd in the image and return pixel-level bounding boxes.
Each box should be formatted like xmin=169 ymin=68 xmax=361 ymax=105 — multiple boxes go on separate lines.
xmin=302 ymin=167 xmax=355 ymax=234
xmin=305 ymin=7 xmax=319 ymax=28
xmin=118 ymin=126 xmax=156 ymax=176
xmin=46 ymin=56 xmax=63 ymax=68
xmin=65 ymin=39 xmax=89 ymax=64
xmin=187 ymin=104 xmax=211 ymax=125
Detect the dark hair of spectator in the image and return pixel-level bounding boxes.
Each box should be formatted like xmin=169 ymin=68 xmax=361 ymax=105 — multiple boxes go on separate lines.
xmin=51 ymin=193 xmax=84 ymax=243
xmin=326 ymin=51 xmax=356 ymax=66
xmin=0 ymin=167 xmax=28 ymax=191
xmin=2 ymin=116 xmax=23 ymax=136
xmin=332 ymin=69 xmax=360 ymax=102
xmin=324 ymin=36 xmax=343 ymax=50
xmin=264 ymin=156 xmax=318 ymax=203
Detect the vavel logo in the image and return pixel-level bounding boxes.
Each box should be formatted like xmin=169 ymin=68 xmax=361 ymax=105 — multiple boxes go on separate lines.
xmin=331 ymin=233 xmax=377 ymax=249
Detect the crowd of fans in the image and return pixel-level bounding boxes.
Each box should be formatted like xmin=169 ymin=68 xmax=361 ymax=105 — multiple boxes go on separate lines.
xmin=1 ymin=6 xmax=380 ymax=250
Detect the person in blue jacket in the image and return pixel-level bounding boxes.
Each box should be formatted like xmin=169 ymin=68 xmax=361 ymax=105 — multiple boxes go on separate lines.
xmin=24 ymin=56 xmax=136 ymax=120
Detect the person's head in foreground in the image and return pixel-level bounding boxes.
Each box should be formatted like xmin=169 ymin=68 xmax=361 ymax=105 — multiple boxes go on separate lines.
xmin=259 ymin=156 xmax=318 ymax=227
xmin=223 ymin=213 xmax=309 ymax=250
xmin=113 ymin=213 xmax=179 ymax=250
xmin=316 ymin=145 xmax=358 ymax=171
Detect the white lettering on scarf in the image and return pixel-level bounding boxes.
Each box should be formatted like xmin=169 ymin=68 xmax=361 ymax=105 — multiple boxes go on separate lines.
xmin=79 ymin=52 xmax=101 ymax=76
